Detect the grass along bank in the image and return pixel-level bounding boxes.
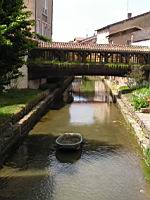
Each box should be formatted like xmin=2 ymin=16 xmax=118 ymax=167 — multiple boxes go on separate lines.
xmin=122 ymin=87 xmax=150 ymax=111
xmin=0 ymin=89 xmax=42 ymax=126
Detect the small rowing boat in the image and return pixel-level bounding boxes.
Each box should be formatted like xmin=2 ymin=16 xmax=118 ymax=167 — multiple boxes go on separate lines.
xmin=56 ymin=133 xmax=83 ymax=150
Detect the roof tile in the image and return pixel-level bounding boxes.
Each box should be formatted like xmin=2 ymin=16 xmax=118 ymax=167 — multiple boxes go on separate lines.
xmin=38 ymin=42 xmax=150 ymax=53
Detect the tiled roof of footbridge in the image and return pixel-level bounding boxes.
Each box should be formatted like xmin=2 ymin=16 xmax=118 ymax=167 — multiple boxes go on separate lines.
xmin=38 ymin=42 xmax=150 ymax=53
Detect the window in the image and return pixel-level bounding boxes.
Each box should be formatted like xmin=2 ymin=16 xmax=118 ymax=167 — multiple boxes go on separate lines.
xmin=43 ymin=0 xmax=48 ymax=16
xmin=36 ymin=20 xmax=41 ymax=34
xmin=41 ymin=22 xmax=48 ymax=36
xmin=44 ymin=0 xmax=47 ymax=10
xmin=41 ymin=22 xmax=45 ymax=35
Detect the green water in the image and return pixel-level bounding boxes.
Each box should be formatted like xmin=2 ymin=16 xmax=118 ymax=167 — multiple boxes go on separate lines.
xmin=0 ymin=79 xmax=150 ymax=200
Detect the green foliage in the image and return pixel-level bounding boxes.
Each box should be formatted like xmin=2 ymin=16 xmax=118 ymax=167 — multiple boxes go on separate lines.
xmin=29 ymin=58 xmax=81 ymax=66
xmin=82 ymin=76 xmax=91 ymax=81
xmin=144 ymin=148 xmax=150 ymax=167
xmin=118 ymin=85 xmax=130 ymax=91
xmin=127 ymin=66 xmax=145 ymax=88
xmin=0 ymin=0 xmax=35 ymax=90
xmin=106 ymin=63 xmax=129 ymax=68
xmin=0 ymin=89 xmax=41 ymax=125
xmin=34 ymin=32 xmax=52 ymax=42
xmin=118 ymin=85 xmax=135 ymax=95
xmin=131 ymin=87 xmax=150 ymax=110
xmin=141 ymin=150 xmax=150 ymax=180
xmin=132 ymin=95 xmax=148 ymax=110
xmin=105 ymin=63 xmax=143 ymax=69
xmin=80 ymin=80 xmax=95 ymax=92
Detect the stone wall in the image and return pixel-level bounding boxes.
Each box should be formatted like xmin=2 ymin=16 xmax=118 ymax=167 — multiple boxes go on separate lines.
xmin=104 ymin=79 xmax=150 ymax=165
xmin=0 ymin=77 xmax=73 ymax=164
xmin=117 ymin=96 xmax=150 ymax=150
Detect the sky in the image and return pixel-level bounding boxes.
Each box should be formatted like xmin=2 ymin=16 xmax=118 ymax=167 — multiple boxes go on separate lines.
xmin=53 ymin=0 xmax=150 ymax=42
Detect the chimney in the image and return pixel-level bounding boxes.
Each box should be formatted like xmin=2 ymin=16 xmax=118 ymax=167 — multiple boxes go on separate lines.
xmin=127 ymin=13 xmax=132 ymax=19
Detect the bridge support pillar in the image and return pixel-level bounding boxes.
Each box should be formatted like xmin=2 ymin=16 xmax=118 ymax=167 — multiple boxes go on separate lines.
xmin=50 ymin=86 xmax=73 ymax=109
xmin=28 ymin=78 xmax=47 ymax=89
xmin=50 ymin=94 xmax=65 ymax=109
xmin=63 ymin=87 xmax=73 ymax=104
xmin=6 ymin=56 xmax=28 ymax=89
xmin=8 ymin=64 xmax=28 ymax=89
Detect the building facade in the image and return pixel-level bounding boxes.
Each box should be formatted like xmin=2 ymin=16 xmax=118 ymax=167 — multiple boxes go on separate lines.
xmin=78 ymin=35 xmax=97 ymax=44
xmin=132 ymin=28 xmax=150 ymax=47
xmin=96 ymin=11 xmax=150 ymax=45
xmin=76 ymin=12 xmax=150 ymax=46
xmin=94 ymin=11 xmax=150 ymax=85
xmin=24 ymin=0 xmax=53 ymax=39
xmin=14 ymin=0 xmax=53 ymax=89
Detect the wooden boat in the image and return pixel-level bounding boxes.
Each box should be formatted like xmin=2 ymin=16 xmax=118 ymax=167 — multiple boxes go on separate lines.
xmin=56 ymin=133 xmax=83 ymax=150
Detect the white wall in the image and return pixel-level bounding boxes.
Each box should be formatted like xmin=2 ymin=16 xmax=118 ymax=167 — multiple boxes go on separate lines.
xmin=6 ymin=64 xmax=28 ymax=89
xmin=6 ymin=56 xmax=28 ymax=89
xmin=97 ymin=31 xmax=109 ymax=44
xmin=16 ymin=64 xmax=28 ymax=88
xmin=132 ymin=40 xmax=150 ymax=47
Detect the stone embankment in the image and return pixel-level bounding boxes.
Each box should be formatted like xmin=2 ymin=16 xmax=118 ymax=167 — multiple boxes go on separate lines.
xmin=0 ymin=77 xmax=73 ymax=164
xmin=105 ymin=79 xmax=150 ymax=163
xmin=117 ymin=95 xmax=150 ymax=150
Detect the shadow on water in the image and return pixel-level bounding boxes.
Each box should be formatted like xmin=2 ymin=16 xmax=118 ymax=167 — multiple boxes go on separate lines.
xmin=4 ymin=134 xmax=123 ymax=170
xmin=0 ymin=173 xmax=55 ymax=200
xmin=55 ymin=149 xmax=82 ymax=163
xmin=84 ymin=139 xmax=122 ymax=150
xmin=0 ymin=134 xmax=124 ymax=200
xmin=1 ymin=79 xmax=150 ymax=200
xmin=4 ymin=134 xmax=56 ymax=170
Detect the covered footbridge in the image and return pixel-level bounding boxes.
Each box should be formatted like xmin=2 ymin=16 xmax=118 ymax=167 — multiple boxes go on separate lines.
xmin=28 ymin=42 xmax=150 ymax=79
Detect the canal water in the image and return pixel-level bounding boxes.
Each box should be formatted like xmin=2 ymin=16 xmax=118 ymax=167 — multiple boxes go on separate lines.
xmin=0 ymin=78 xmax=150 ymax=200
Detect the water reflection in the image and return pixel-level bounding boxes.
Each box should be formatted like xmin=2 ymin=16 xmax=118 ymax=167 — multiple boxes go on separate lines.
xmin=70 ymin=78 xmax=112 ymax=125
xmin=0 ymin=79 xmax=150 ymax=200
xmin=69 ymin=104 xmax=94 ymax=125
xmin=70 ymin=102 xmax=111 ymax=125
xmin=72 ymin=79 xmax=112 ymax=103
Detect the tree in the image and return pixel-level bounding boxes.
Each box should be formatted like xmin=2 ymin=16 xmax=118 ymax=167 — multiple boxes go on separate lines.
xmin=127 ymin=65 xmax=145 ymax=88
xmin=0 ymin=0 xmax=35 ymax=91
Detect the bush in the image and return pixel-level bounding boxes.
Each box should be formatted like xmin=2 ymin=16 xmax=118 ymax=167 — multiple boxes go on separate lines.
xmin=119 ymin=86 xmax=129 ymax=91
xmin=127 ymin=66 xmax=145 ymax=88
xmin=131 ymin=87 xmax=150 ymax=110
xmin=132 ymin=95 xmax=148 ymax=110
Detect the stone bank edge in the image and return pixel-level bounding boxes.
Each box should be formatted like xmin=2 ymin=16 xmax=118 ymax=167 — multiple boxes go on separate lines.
xmin=104 ymin=79 xmax=150 ymax=166
xmin=0 ymin=77 xmax=73 ymax=165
